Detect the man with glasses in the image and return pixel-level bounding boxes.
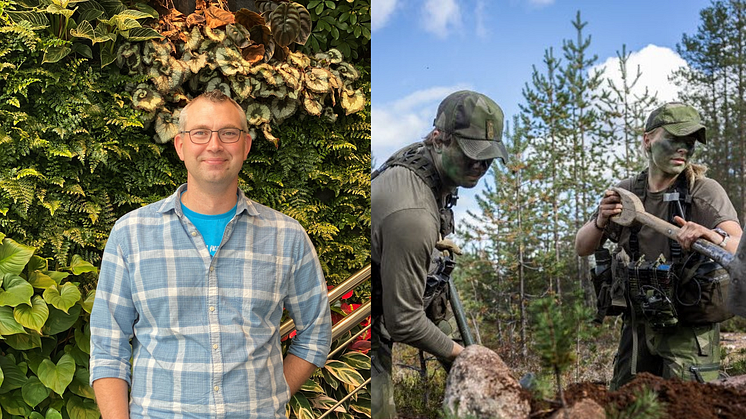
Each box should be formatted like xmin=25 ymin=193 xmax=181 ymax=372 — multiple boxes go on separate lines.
xmin=90 ymin=90 xmax=331 ymax=418
xmin=371 ymin=90 xmax=508 ymax=419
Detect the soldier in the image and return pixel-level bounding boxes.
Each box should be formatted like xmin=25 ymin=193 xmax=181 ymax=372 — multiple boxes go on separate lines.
xmin=575 ymin=102 xmax=742 ymax=390
xmin=371 ymin=90 xmax=508 ymax=418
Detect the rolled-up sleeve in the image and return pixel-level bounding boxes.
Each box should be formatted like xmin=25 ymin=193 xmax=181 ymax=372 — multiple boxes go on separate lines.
xmin=284 ymin=229 xmax=332 ymax=368
xmin=89 ymin=226 xmax=137 ymax=386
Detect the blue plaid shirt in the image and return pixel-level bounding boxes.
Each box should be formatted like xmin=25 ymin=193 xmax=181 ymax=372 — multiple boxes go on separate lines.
xmin=90 ymin=185 xmax=332 ymax=418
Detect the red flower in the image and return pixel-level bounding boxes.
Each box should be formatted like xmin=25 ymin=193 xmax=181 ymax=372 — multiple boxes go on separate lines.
xmin=281 ymin=330 xmax=297 ymax=342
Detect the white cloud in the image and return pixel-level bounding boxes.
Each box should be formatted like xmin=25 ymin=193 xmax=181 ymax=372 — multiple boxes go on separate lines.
xmin=475 ymin=0 xmax=488 ymax=38
xmin=421 ymin=0 xmax=462 ymax=38
xmin=372 ymin=85 xmax=471 ymax=165
xmin=526 ymin=0 xmax=555 ymax=7
xmin=373 ymin=0 xmax=398 ymax=32
xmin=594 ymin=44 xmax=688 ymax=104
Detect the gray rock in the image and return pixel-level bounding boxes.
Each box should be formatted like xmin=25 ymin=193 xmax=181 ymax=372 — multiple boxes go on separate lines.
xmin=443 ymin=345 xmax=531 ymax=419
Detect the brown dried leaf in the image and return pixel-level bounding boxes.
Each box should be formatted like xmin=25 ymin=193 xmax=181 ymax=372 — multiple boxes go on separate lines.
xmin=262 ymin=123 xmax=279 ymax=148
xmin=249 ymin=24 xmax=271 ymax=45
xmin=235 ymin=8 xmax=265 ymax=30
xmin=242 ymin=44 xmax=265 ymax=65
xmin=186 ymin=13 xmax=205 ymax=27
xmin=273 ymin=45 xmax=289 ymax=62
xmin=205 ymin=5 xmax=235 ymax=29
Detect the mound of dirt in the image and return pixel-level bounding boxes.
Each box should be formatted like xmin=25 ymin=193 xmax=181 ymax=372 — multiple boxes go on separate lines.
xmin=531 ymin=373 xmax=746 ymax=419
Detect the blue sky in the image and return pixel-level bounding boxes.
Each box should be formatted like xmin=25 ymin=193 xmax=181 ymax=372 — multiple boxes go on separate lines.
xmin=372 ymin=0 xmax=710 ymax=222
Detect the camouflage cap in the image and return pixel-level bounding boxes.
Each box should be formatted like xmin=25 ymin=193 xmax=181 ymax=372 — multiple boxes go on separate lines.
xmin=645 ymin=102 xmax=707 ymax=144
xmin=433 ymin=90 xmax=508 ymax=162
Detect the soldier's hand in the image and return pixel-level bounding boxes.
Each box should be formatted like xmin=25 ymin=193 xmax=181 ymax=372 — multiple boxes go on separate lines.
xmin=597 ymin=189 xmax=622 ymax=229
xmin=674 ymin=216 xmax=723 ymax=250
xmin=436 ymin=239 xmax=463 ymax=255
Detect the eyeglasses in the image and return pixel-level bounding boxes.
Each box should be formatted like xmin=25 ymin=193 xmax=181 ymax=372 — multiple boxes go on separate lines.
xmin=181 ymin=128 xmax=245 ymax=144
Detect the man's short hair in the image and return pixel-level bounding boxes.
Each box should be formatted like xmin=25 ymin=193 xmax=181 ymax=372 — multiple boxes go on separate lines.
xmin=180 ymin=90 xmax=248 ymax=132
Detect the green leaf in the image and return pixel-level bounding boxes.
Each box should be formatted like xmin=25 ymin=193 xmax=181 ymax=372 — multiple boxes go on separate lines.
xmin=289 ymin=393 xmax=315 ymax=419
xmin=45 ymin=407 xmax=63 ymax=419
xmin=5 ymin=11 xmax=50 ymax=28
xmin=31 ymin=412 xmax=46 ymax=419
xmin=38 ymin=354 xmax=75 ymax=396
xmin=0 ymin=238 xmax=35 ymax=276
xmin=78 ymin=8 xmax=104 ymax=21
xmin=339 ymin=351 xmax=370 ymax=370
xmin=0 ymin=355 xmax=28 ymax=393
xmin=64 ymin=343 xmax=89 ymax=368
xmin=0 ymin=361 xmax=3 ymax=388
xmin=69 ymin=20 xmax=95 ymax=39
xmin=82 ymin=290 xmax=95 ymax=314
xmin=68 ymin=368 xmax=94 ymax=399
xmin=299 ymin=378 xmax=324 ymax=393
xmin=28 ymin=271 xmax=57 ymax=290
xmin=14 ymin=295 xmax=49 ymax=332
xmin=71 ymin=42 xmax=94 ymax=59
xmin=46 ymin=4 xmax=76 ymax=19
xmin=0 ymin=306 xmax=26 ymax=335
xmin=66 ymin=395 xmax=100 ymax=419
xmin=22 ymin=376 xmax=51 ymax=408
xmin=0 ymin=274 xmax=34 ymax=307
xmin=324 ymin=359 xmax=365 ymax=388
xmin=121 ymin=26 xmax=163 ymax=41
xmin=4 ymin=333 xmax=42 ymax=350
xmin=74 ymin=323 xmax=90 ymax=354
xmin=309 ymin=394 xmax=344 ymax=412
xmin=43 ymin=283 xmax=81 ymax=313
xmin=47 ymin=271 xmax=70 ymax=285
xmin=27 ymin=256 xmax=48 ymax=274
xmin=68 ymin=255 xmax=97 ymax=275
xmin=115 ymin=9 xmax=152 ymax=20
xmin=0 ymin=389 xmax=32 ymax=416
xmin=44 ymin=304 xmax=81 ymax=335
xmin=42 ymin=46 xmax=72 ymax=64
xmin=134 ymin=2 xmax=159 ymax=19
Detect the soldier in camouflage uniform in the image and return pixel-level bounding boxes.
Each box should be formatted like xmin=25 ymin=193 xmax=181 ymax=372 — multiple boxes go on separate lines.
xmin=371 ymin=91 xmax=508 ymax=419
xmin=576 ymin=102 xmax=742 ymax=390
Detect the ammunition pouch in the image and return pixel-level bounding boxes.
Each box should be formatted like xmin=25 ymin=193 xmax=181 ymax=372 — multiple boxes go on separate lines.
xmin=627 ymin=261 xmax=678 ymax=330
xmin=593 ymin=248 xmax=627 ymax=323
xmin=675 ymin=259 xmax=734 ymax=325
xmin=424 ymin=255 xmax=455 ymax=324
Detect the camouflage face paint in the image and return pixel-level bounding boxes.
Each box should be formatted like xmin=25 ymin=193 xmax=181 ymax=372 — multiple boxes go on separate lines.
xmin=649 ymin=132 xmax=696 ymax=176
xmin=440 ymin=141 xmax=493 ymax=188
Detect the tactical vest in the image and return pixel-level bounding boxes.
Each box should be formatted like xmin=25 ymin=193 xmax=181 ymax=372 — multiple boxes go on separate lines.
xmin=613 ymin=169 xmax=732 ymax=328
xmin=371 ymin=143 xmax=457 ymax=319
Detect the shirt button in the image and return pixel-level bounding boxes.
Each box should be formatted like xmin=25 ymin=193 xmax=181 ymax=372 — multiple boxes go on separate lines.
xmin=191 ymin=231 xmax=197 ymax=236
xmin=213 ymin=344 xmax=218 ymax=349
xmin=209 ymin=306 xmax=215 ymax=312
xmin=214 ymin=386 xmax=219 ymax=392
xmin=209 ymin=266 xmax=214 ymax=272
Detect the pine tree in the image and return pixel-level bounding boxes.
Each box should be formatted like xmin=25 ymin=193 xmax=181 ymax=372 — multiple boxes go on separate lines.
xmin=560 ymin=11 xmax=607 ymax=305
xmin=673 ymin=0 xmax=746 ymax=222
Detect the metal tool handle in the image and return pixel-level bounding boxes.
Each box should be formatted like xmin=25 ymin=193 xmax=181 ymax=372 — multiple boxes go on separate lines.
xmin=448 ymin=280 xmax=475 ymax=346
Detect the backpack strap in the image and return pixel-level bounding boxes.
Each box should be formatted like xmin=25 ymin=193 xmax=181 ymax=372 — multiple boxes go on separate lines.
xmin=372 ymin=142 xmax=457 ymax=237
xmin=627 ymin=168 xmax=693 ymax=264
xmin=628 ymin=169 xmax=648 ymax=261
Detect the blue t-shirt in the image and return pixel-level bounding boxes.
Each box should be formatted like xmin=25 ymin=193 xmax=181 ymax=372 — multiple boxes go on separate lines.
xmin=182 ymin=203 xmax=237 ymax=256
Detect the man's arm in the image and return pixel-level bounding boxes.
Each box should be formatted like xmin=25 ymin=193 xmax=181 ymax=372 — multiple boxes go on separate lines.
xmin=283 ymin=354 xmax=319 ymax=395
xmin=379 ymin=209 xmax=456 ymax=360
xmin=92 ymin=377 xmax=129 ymax=419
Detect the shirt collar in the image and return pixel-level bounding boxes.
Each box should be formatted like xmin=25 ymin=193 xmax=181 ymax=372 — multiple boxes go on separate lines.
xmin=157 ymin=184 xmax=261 ymax=217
